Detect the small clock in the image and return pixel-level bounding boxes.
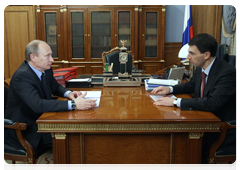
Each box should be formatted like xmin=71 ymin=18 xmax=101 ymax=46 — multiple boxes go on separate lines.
xmin=119 ymin=53 xmax=128 ymax=63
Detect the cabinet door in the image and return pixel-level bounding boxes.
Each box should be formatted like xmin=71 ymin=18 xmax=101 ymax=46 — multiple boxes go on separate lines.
xmin=140 ymin=8 xmax=164 ymax=61
xmin=68 ymin=9 xmax=87 ymax=61
xmin=139 ymin=7 xmax=165 ymax=74
xmin=37 ymin=8 xmax=62 ymax=60
xmin=116 ymin=9 xmax=134 ymax=51
xmin=88 ymin=9 xmax=113 ymax=60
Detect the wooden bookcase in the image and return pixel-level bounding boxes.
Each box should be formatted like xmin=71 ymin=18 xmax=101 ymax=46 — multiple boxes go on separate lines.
xmin=35 ymin=5 xmax=166 ymax=74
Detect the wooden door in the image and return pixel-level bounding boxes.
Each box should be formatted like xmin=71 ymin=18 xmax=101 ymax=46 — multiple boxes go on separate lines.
xmin=4 ymin=6 xmax=36 ymax=79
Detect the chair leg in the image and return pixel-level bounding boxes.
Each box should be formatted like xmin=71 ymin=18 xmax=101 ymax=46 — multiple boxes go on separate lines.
xmin=12 ymin=160 xmax=16 ymax=164
xmin=228 ymin=161 xmax=232 ymax=170
xmin=12 ymin=161 xmax=15 ymax=170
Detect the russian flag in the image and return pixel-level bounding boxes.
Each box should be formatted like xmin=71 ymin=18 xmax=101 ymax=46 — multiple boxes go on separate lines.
xmin=182 ymin=5 xmax=193 ymax=47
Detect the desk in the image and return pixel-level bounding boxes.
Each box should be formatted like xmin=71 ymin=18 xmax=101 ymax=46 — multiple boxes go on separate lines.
xmin=37 ymin=87 xmax=221 ymax=164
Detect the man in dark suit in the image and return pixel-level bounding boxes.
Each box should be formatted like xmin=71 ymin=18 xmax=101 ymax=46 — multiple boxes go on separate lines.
xmin=5 ymin=40 xmax=97 ymax=152
xmin=151 ymin=33 xmax=236 ymax=163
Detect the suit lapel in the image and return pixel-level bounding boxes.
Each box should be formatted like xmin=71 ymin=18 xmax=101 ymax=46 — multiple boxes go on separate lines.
xmin=195 ymin=67 xmax=202 ymax=97
xmin=203 ymin=58 xmax=220 ymax=97
xmin=25 ymin=61 xmax=50 ymax=99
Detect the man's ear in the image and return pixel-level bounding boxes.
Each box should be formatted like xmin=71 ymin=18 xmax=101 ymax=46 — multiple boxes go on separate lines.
xmin=204 ymin=51 xmax=211 ymax=60
xmin=30 ymin=54 xmax=36 ymax=62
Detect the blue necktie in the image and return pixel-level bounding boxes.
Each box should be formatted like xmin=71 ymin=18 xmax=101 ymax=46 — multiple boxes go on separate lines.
xmin=41 ymin=73 xmax=51 ymax=99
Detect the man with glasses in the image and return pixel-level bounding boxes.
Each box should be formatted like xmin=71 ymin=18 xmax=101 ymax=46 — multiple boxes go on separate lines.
xmin=151 ymin=33 xmax=236 ymax=163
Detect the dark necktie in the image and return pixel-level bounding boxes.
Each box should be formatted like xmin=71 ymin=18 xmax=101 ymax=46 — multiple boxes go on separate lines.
xmin=201 ymin=72 xmax=207 ymax=98
xmin=41 ymin=72 xmax=51 ymax=99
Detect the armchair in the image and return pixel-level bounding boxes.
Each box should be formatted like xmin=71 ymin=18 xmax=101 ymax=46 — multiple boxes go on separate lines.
xmin=4 ymin=85 xmax=49 ymax=164
xmin=207 ymin=121 xmax=236 ymax=164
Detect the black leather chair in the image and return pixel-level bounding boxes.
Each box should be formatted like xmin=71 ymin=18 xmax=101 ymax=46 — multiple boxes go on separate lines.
xmin=207 ymin=121 xmax=236 ymax=163
xmin=102 ymin=47 xmax=134 ymax=74
xmin=4 ymin=85 xmax=49 ymax=164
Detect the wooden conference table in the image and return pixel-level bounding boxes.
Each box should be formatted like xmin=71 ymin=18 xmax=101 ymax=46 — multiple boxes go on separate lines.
xmin=36 ymin=87 xmax=221 ymax=164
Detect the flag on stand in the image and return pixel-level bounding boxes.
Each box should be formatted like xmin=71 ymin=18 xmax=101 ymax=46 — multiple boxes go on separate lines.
xmin=182 ymin=5 xmax=193 ymax=46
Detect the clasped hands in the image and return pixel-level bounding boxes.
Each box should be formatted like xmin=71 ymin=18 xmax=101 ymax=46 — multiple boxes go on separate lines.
xmin=69 ymin=91 xmax=96 ymax=110
xmin=151 ymin=86 xmax=175 ymax=107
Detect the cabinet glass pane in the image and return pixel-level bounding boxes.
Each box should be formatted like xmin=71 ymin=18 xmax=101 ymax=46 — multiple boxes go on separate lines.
xmin=145 ymin=12 xmax=158 ymax=58
xmin=45 ymin=13 xmax=58 ymax=58
xmin=118 ymin=11 xmax=131 ymax=50
xmin=91 ymin=11 xmax=111 ymax=59
xmin=71 ymin=12 xmax=84 ymax=58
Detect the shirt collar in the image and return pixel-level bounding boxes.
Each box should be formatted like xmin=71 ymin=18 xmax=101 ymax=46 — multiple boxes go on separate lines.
xmin=202 ymin=57 xmax=216 ymax=76
xmin=28 ymin=62 xmax=44 ymax=80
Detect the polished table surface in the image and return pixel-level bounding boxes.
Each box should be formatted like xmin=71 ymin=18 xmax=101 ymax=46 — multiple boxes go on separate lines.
xmin=37 ymin=87 xmax=221 ymax=164
xmin=37 ymin=87 xmax=220 ymax=124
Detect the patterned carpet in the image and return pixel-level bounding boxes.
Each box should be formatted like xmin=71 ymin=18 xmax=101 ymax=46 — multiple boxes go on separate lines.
xmin=4 ymin=150 xmax=54 ymax=170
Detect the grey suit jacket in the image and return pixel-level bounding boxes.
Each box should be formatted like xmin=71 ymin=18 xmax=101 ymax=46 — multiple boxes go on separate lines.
xmin=172 ymin=58 xmax=236 ymax=122
xmin=5 ymin=60 xmax=70 ymax=150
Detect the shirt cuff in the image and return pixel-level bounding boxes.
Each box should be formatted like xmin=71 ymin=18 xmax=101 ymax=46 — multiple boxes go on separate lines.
xmin=169 ymin=86 xmax=173 ymax=93
xmin=64 ymin=90 xmax=72 ymax=98
xmin=177 ymin=98 xmax=182 ymax=107
xmin=67 ymin=100 xmax=72 ymax=110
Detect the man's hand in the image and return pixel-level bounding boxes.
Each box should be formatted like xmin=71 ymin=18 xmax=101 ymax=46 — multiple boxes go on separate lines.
xmin=74 ymin=92 xmax=96 ymax=110
xmin=154 ymin=96 xmax=175 ymax=106
xmin=68 ymin=91 xmax=82 ymax=100
xmin=151 ymin=86 xmax=171 ymax=95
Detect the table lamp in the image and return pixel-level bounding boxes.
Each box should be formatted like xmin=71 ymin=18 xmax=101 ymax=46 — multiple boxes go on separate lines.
xmin=178 ymin=44 xmax=189 ymax=58
xmin=178 ymin=44 xmax=194 ymax=78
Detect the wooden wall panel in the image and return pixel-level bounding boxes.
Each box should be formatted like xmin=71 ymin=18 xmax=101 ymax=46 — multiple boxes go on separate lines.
xmin=4 ymin=6 xmax=36 ymax=79
xmin=164 ymin=42 xmax=182 ymax=67
xmin=192 ymin=5 xmax=222 ymax=44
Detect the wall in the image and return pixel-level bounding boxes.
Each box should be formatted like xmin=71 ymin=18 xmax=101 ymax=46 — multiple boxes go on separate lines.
xmin=165 ymin=5 xmax=185 ymax=42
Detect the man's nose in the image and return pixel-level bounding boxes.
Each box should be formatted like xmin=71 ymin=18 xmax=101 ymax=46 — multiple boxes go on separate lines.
xmin=50 ymin=56 xmax=54 ymax=62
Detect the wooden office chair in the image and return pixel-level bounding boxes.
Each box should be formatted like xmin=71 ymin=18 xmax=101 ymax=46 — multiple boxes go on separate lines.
xmin=4 ymin=85 xmax=49 ymax=164
xmin=102 ymin=47 xmax=135 ymax=74
xmin=207 ymin=121 xmax=236 ymax=164
xmin=4 ymin=78 xmax=11 ymax=89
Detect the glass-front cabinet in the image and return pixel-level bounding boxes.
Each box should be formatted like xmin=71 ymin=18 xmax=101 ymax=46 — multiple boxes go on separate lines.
xmin=70 ymin=11 xmax=85 ymax=59
xmin=145 ymin=12 xmax=158 ymax=58
xmin=45 ymin=12 xmax=59 ymax=58
xmin=118 ymin=11 xmax=131 ymax=50
xmin=36 ymin=5 xmax=165 ymax=74
xmin=90 ymin=11 xmax=112 ymax=59
xmin=139 ymin=7 xmax=165 ymax=73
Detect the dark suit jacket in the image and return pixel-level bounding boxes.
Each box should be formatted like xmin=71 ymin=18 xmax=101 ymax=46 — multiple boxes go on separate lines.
xmin=172 ymin=58 xmax=236 ymax=122
xmin=5 ymin=60 xmax=70 ymax=150
xmin=172 ymin=58 xmax=236 ymax=155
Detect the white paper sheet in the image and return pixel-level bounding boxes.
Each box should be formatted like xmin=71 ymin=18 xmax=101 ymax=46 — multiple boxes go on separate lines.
xmin=80 ymin=91 xmax=102 ymax=107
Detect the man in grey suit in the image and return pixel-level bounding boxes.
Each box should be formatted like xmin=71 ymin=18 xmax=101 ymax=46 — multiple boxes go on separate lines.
xmin=5 ymin=40 xmax=96 ymax=151
xmin=151 ymin=33 xmax=236 ymax=163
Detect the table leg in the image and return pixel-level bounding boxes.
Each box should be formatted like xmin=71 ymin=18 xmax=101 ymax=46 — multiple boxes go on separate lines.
xmin=52 ymin=133 xmax=68 ymax=164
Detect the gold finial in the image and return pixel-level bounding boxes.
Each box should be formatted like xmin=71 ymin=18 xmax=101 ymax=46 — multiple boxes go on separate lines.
xmin=120 ymin=40 xmax=127 ymax=47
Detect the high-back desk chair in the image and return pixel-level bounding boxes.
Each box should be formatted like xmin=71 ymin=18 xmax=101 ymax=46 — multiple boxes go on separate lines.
xmin=102 ymin=47 xmax=134 ymax=74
